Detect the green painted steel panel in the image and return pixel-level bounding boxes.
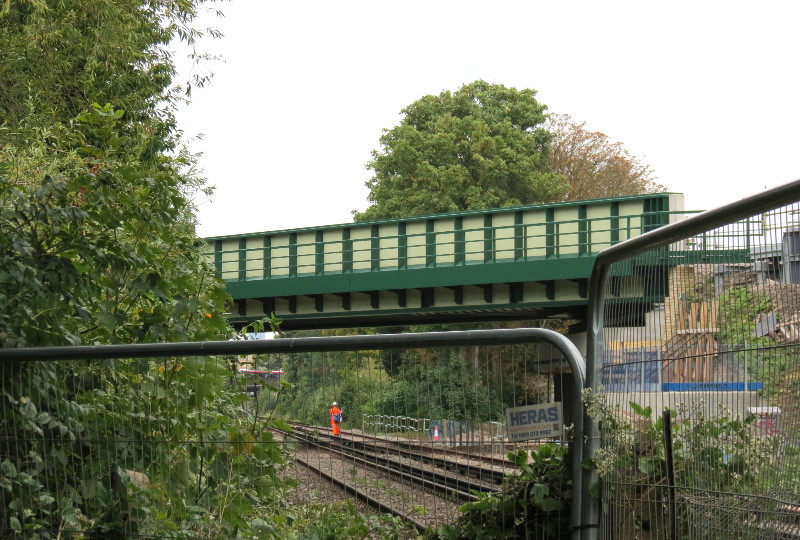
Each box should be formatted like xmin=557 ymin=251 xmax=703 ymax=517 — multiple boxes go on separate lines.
xmin=454 ymin=216 xmax=465 ymax=265
xmin=492 ymin=213 xmax=515 ymax=260
xmin=461 ymin=216 xmax=484 ymax=263
xmin=370 ymin=225 xmax=380 ymax=272
xmin=350 ymin=226 xmax=372 ymax=271
xmin=270 ymin=236 xmax=290 ymax=277
xmin=208 ymin=196 xmax=685 ymax=293
xmin=295 ymin=231 xmax=316 ymax=275
xmin=224 ymin=256 xmax=597 ymax=299
xmin=379 ymin=227 xmax=401 ymax=270
xmin=405 ymin=221 xmax=427 ymax=267
xmin=208 ymin=207 xmax=688 ymax=285
xmin=435 ymin=218 xmax=456 ymax=265
xmin=244 ymin=237 xmax=262 ymax=278
xmin=554 ymin=207 xmax=580 ymax=256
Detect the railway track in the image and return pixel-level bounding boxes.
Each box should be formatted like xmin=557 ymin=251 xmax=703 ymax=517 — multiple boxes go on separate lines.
xmin=281 ymin=423 xmax=800 ymax=536
xmin=290 ymin=422 xmax=512 ymax=488
xmin=289 ymin=451 xmax=430 ymax=533
xmin=274 ymin=422 xmax=517 ymax=531
xmin=292 ymin=424 xmax=500 ymax=499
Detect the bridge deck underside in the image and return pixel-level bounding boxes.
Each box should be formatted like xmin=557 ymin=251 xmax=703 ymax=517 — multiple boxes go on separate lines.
xmin=230 ymin=282 xmax=593 ymax=329
xmin=224 ymin=257 xmax=661 ymax=329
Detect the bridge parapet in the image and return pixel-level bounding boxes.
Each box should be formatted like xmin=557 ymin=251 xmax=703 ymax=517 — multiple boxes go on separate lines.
xmin=209 ymin=193 xmax=684 ymax=282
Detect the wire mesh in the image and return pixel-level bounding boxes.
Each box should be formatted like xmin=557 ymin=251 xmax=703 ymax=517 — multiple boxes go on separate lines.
xmin=593 ymin=202 xmax=800 ymax=539
xmin=0 ymin=334 xmax=579 ymax=538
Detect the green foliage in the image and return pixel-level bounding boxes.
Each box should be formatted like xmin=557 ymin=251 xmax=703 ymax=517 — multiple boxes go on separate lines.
xmin=716 ymin=286 xmax=793 ymax=397
xmin=584 ymin=390 xmax=785 ymax=535
xmin=354 ymin=80 xmax=568 ymax=221
xmin=262 ymin=499 xmax=411 ymax=540
xmin=0 ymin=0 xmax=220 ymax=139
xmin=430 ymin=443 xmax=571 ymax=539
xmin=0 ymin=353 xmax=299 ymax=537
xmin=275 ymin=345 xmax=392 ymax=427
xmin=280 ymin=339 xmax=540 ymax=429
xmin=0 ymin=104 xmax=230 ymax=347
xmin=374 ymin=349 xmax=504 ymax=422
xmin=717 ymin=286 xmax=773 ymax=346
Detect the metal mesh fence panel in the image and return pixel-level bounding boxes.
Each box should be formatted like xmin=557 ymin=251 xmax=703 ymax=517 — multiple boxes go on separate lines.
xmin=0 ymin=329 xmax=582 ymax=539
xmin=591 ymin=200 xmax=800 ymax=539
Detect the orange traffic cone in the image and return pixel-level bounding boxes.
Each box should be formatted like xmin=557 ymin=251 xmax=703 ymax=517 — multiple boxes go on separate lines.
xmin=433 ymin=425 xmax=439 ymax=441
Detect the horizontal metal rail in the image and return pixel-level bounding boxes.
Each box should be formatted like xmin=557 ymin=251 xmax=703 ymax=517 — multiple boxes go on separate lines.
xmin=289 ymin=425 xmax=496 ymax=500
xmin=290 ymin=451 xmax=429 ymax=533
xmin=591 ymin=179 xmax=800 ymax=267
xmin=0 ymin=328 xmax=586 ymax=368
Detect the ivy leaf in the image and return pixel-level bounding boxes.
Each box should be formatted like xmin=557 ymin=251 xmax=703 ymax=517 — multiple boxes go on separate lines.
xmin=1 ymin=460 xmax=18 ymax=478
xmin=507 ymin=448 xmax=528 ymax=466
xmin=638 ymin=456 xmax=662 ymax=476
xmin=531 ymin=482 xmax=549 ymax=504
xmin=538 ymin=497 xmax=564 ymax=512
xmin=95 ymin=311 xmax=118 ymax=331
xmin=629 ymin=401 xmax=652 ymax=419
xmin=19 ymin=399 xmax=37 ymax=419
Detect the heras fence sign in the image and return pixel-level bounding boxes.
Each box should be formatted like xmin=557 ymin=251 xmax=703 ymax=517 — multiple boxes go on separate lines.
xmin=505 ymin=402 xmax=563 ymax=442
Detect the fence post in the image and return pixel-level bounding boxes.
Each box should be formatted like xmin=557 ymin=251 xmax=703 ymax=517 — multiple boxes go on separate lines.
xmin=661 ymin=410 xmax=677 ymax=539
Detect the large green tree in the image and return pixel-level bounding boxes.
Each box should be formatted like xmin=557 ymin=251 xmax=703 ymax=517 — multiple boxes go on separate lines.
xmin=354 ymin=80 xmax=568 ymax=221
xmin=0 ymin=0 xmax=231 ymax=348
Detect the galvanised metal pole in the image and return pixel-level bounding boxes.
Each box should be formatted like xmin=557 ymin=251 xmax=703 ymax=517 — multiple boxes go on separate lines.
xmin=2 ymin=328 xmax=581 ymax=364
xmin=582 ymin=261 xmax=609 ymax=540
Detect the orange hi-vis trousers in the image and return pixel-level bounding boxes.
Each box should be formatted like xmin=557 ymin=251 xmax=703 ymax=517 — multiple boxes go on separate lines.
xmin=330 ymin=406 xmax=341 ymax=435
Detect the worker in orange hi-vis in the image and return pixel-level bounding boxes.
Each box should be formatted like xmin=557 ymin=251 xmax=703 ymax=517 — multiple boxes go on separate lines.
xmin=329 ymin=402 xmax=342 ymax=435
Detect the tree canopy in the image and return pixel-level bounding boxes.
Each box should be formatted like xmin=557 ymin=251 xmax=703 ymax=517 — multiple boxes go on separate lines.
xmin=354 ymin=82 xmax=666 ymax=222
xmin=353 ymin=80 xmax=568 ymax=221
xmin=547 ymin=114 xmax=664 ymax=201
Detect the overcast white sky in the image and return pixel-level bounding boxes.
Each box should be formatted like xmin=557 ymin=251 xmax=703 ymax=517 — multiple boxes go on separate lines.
xmin=175 ymin=1 xmax=800 ymax=239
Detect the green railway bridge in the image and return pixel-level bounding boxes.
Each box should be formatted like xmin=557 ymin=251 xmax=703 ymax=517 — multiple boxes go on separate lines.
xmin=204 ymin=193 xmax=747 ymax=330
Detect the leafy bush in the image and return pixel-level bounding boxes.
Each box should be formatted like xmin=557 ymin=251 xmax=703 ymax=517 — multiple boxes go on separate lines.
xmin=584 ymin=389 xmax=786 ymax=537
xmin=259 ymin=499 xmax=411 ymax=540
xmin=431 ymin=443 xmax=572 ymax=539
xmin=374 ymin=350 xmax=504 ymax=422
xmin=586 ymin=391 xmax=782 ymax=493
